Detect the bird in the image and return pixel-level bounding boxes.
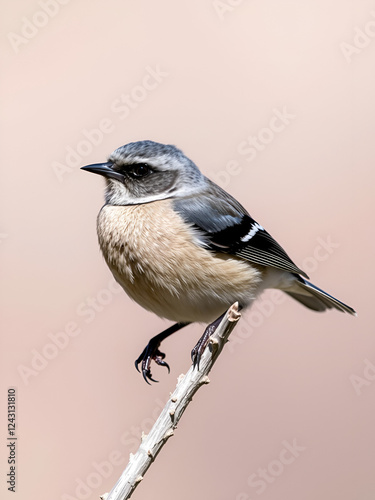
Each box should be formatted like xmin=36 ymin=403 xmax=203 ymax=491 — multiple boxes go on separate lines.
xmin=81 ymin=140 xmax=356 ymax=383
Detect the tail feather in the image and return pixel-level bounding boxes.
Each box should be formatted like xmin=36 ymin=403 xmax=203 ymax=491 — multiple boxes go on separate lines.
xmin=284 ymin=291 xmax=328 ymax=312
xmin=286 ymin=277 xmax=357 ymax=316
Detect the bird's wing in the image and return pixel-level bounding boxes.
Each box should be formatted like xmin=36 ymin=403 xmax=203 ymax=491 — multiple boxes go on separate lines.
xmin=173 ymin=179 xmax=308 ymax=279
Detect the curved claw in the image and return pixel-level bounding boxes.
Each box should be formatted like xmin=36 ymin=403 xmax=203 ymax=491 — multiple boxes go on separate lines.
xmin=134 ymin=323 xmax=189 ymax=384
xmin=135 ymin=345 xmax=169 ymax=384
xmin=142 ymin=368 xmax=158 ymax=384
xmin=155 ymin=359 xmax=170 ymax=373
xmin=153 ymin=351 xmax=170 ymax=373
xmin=135 ymin=348 xmax=147 ymax=373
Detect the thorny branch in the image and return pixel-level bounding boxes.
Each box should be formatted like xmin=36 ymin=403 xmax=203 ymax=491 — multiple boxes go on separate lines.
xmin=101 ymin=302 xmax=241 ymax=500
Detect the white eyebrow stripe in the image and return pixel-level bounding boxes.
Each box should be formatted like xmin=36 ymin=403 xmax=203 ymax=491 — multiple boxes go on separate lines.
xmin=241 ymin=222 xmax=264 ymax=242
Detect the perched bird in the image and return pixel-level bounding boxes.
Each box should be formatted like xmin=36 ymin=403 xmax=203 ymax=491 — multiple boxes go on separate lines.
xmin=81 ymin=140 xmax=356 ymax=383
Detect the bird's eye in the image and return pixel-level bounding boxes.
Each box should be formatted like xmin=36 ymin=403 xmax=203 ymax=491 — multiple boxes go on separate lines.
xmin=127 ymin=163 xmax=151 ymax=179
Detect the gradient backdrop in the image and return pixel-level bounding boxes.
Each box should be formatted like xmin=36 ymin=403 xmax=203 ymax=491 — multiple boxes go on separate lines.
xmin=1 ymin=1 xmax=375 ymax=499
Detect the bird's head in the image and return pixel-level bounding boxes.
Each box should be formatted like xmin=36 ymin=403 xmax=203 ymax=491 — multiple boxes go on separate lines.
xmin=81 ymin=140 xmax=205 ymax=205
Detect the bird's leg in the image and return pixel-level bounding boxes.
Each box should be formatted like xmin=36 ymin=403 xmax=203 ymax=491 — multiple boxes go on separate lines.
xmin=191 ymin=312 xmax=226 ymax=369
xmin=191 ymin=304 xmax=243 ymax=369
xmin=135 ymin=322 xmax=190 ymax=384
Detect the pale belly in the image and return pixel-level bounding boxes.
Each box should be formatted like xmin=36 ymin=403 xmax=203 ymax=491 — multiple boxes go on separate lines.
xmin=97 ymin=201 xmax=263 ymax=323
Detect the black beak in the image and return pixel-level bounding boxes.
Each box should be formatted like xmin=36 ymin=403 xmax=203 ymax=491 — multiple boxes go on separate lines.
xmin=81 ymin=162 xmax=124 ymax=182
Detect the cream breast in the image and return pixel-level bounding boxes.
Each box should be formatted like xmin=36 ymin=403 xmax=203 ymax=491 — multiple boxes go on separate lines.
xmin=97 ymin=199 xmax=262 ymax=323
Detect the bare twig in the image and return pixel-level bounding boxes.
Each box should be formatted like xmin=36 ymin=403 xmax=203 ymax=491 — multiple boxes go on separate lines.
xmin=101 ymin=302 xmax=241 ymax=500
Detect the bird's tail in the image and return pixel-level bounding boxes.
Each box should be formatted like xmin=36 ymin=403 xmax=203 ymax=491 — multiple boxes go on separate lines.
xmin=285 ymin=276 xmax=356 ymax=315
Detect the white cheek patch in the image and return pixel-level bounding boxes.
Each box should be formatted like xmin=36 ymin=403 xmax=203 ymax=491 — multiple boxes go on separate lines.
xmin=106 ymin=181 xmax=130 ymax=205
xmin=241 ymin=222 xmax=264 ymax=243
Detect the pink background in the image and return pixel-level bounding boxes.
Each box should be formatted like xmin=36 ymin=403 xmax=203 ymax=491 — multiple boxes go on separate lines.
xmin=1 ymin=1 xmax=374 ymax=499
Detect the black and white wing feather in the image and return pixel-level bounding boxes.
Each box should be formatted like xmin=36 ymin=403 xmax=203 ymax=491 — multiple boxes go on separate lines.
xmin=173 ymin=179 xmax=309 ymax=279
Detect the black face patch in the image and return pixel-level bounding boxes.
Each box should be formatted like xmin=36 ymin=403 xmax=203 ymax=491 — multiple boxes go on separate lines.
xmin=117 ymin=164 xmax=178 ymax=199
